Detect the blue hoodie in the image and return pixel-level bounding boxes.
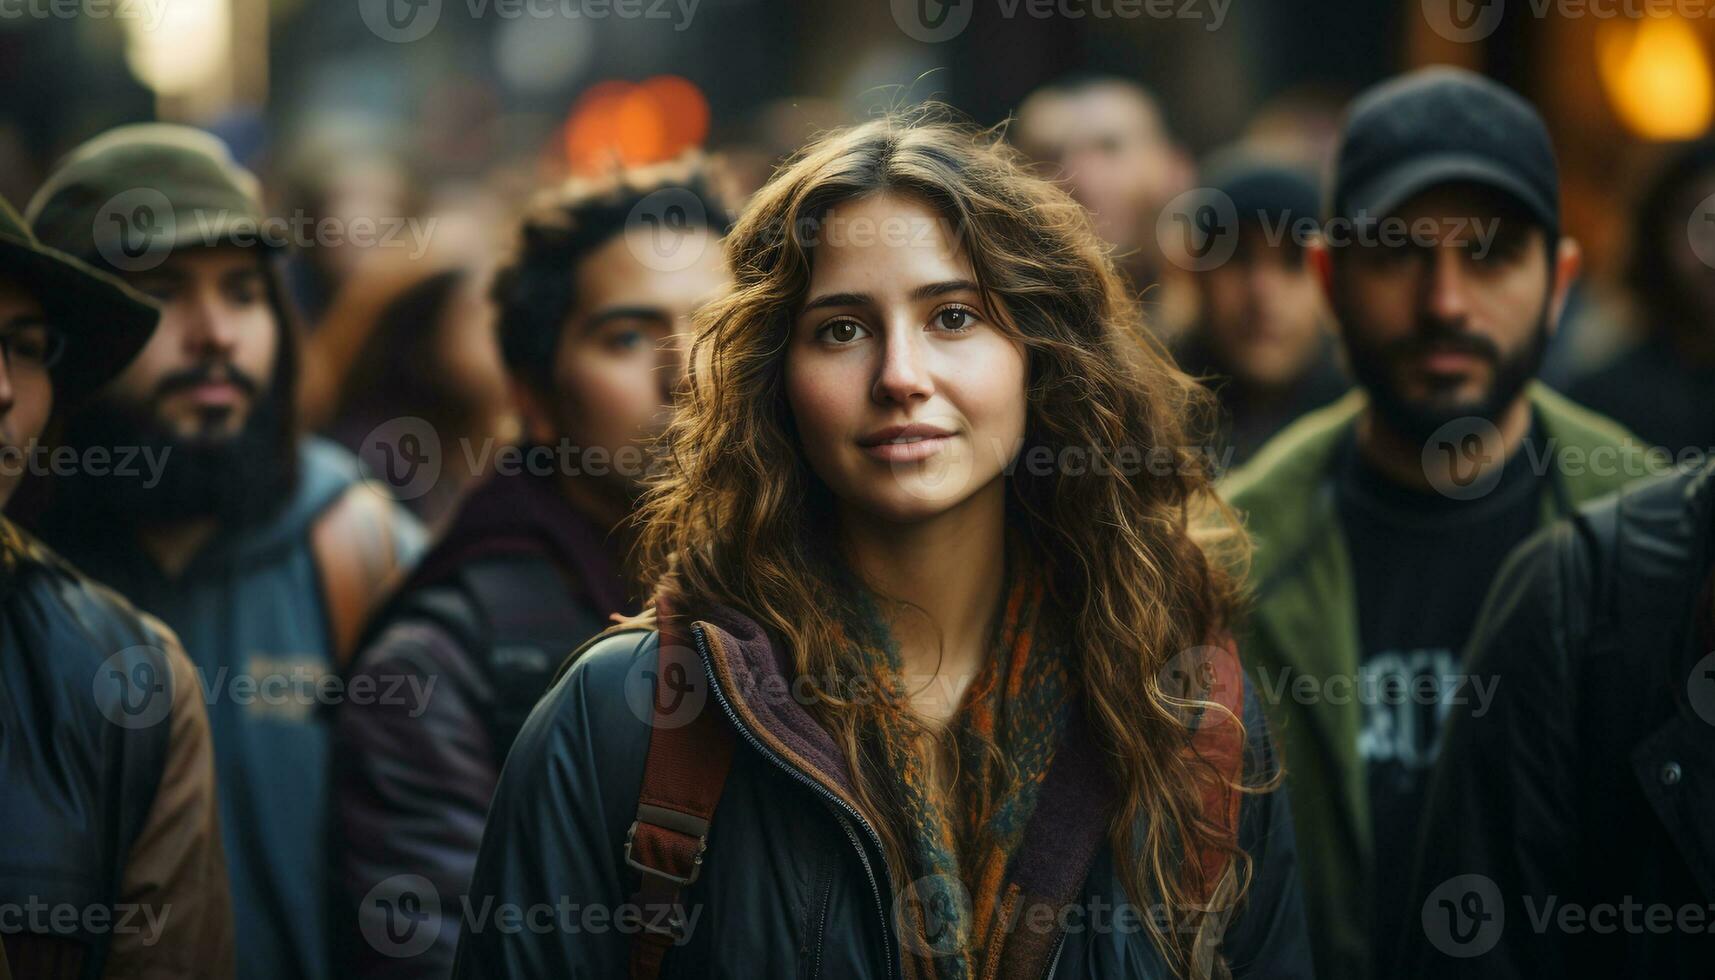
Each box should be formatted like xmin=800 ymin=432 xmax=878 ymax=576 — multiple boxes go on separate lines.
xmin=47 ymin=437 xmax=425 ymax=980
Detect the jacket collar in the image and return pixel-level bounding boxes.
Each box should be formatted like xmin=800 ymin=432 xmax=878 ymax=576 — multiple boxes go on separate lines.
xmin=1227 ymin=382 xmax=1639 ymax=596
xmin=689 ymin=602 xmax=1118 ymax=979
xmin=693 ymin=602 xmax=864 ymax=809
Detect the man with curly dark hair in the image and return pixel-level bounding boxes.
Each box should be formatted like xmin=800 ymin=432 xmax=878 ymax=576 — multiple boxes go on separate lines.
xmin=330 ymin=160 xmax=731 ymax=980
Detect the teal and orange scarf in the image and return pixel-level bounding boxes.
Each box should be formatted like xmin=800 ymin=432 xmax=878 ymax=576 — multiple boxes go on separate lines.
xmin=859 ymin=573 xmax=1071 ymax=980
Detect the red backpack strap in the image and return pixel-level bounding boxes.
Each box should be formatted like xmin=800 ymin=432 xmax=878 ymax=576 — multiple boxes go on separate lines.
xmin=626 ymin=600 xmax=736 ymax=979
xmin=1184 ymin=634 xmax=1248 ymax=901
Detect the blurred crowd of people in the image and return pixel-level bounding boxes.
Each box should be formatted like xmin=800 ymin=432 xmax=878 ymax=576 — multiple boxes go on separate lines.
xmin=3 ymin=58 xmax=1714 ymax=980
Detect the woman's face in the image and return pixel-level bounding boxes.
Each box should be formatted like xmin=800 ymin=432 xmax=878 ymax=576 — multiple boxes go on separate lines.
xmin=785 ymin=192 xmax=1029 ymax=524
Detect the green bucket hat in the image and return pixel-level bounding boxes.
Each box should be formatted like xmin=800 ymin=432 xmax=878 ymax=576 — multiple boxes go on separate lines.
xmin=0 ymin=193 xmax=158 ymax=399
xmin=25 ymin=123 xmax=275 ymax=276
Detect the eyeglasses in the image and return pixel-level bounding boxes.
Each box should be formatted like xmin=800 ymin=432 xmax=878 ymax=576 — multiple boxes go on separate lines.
xmin=0 ymin=322 xmax=66 ymax=372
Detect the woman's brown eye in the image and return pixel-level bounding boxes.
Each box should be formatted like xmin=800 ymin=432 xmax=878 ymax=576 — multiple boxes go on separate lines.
xmin=830 ymin=321 xmax=857 ymax=342
xmin=937 ymin=308 xmax=970 ymax=331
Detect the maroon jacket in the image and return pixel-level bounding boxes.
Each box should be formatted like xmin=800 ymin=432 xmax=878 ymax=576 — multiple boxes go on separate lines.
xmin=330 ymin=469 xmax=628 ymax=980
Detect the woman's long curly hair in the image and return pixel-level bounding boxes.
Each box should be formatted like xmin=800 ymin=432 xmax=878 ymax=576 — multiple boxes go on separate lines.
xmin=629 ymin=106 xmax=1256 ymax=977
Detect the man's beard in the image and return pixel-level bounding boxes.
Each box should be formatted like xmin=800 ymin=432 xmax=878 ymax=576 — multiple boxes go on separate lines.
xmin=56 ymin=363 xmax=295 ymax=530
xmin=1342 ymin=304 xmax=1550 ymax=446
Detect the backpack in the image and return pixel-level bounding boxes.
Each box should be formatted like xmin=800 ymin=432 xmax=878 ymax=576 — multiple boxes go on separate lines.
xmin=383 ymin=553 xmax=607 ymax=761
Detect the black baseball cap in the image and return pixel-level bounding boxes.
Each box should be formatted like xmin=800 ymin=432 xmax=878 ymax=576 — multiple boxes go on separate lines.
xmin=1330 ymin=67 xmax=1559 ymax=237
xmin=1199 ymin=150 xmax=1320 ymax=235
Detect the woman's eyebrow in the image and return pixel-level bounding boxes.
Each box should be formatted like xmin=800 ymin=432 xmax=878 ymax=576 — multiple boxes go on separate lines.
xmin=909 ymin=279 xmax=979 ymax=301
xmin=800 ymin=291 xmax=870 ymax=314
xmin=800 ymin=279 xmax=978 ymax=315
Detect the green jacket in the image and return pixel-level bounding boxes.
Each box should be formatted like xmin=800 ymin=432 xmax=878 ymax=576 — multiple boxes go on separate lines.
xmin=1220 ymin=383 xmax=1638 ymax=980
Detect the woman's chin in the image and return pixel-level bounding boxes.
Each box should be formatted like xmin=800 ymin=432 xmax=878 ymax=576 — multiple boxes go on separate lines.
xmin=833 ymin=476 xmax=996 ymax=527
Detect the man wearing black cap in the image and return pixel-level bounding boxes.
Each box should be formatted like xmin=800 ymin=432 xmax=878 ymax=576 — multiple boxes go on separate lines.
xmin=1222 ymin=68 xmax=1642 ymax=979
xmin=1173 ymin=154 xmax=1349 ymax=470
xmin=22 ymin=125 xmax=425 ymax=980
xmin=0 ymin=194 xmax=233 ymax=978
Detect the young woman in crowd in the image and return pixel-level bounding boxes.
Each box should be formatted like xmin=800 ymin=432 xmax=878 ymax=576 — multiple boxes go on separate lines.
xmin=455 ymin=109 xmax=1310 ymax=980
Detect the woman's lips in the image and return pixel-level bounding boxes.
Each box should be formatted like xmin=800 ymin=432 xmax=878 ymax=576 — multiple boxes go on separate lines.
xmin=857 ymin=422 xmax=958 ymax=463
xmin=860 ymin=434 xmax=954 ymax=463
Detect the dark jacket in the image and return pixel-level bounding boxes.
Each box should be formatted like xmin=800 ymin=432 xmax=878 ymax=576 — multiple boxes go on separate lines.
xmin=36 ymin=437 xmax=426 ymax=980
xmin=333 ymin=468 xmax=628 ymax=979
xmin=452 ymin=603 xmax=1313 ymax=979
xmin=1567 ymin=337 xmax=1715 ymax=457
xmin=1402 ymin=461 xmax=1715 ymax=978
xmin=0 ymin=517 xmax=233 ymax=979
xmin=1220 ymin=383 xmax=1639 ymax=979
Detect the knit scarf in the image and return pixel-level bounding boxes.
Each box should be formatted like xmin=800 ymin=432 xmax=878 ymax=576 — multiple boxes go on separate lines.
xmin=857 ymin=573 xmax=1071 ymax=980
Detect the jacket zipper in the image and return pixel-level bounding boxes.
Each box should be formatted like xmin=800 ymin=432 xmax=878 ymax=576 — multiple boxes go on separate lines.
xmin=691 ymin=622 xmax=899 ymax=980
xmin=1040 ymin=931 xmax=1066 ymax=979
xmin=807 ymin=849 xmax=834 ymax=979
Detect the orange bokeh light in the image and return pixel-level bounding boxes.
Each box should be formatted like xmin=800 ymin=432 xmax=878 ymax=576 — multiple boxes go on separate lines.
xmin=561 ymin=75 xmax=710 ymax=175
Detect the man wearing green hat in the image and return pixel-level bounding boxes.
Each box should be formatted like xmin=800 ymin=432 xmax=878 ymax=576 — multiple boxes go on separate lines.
xmin=0 ymin=194 xmax=233 ymax=979
xmin=23 ymin=125 xmax=425 ymax=980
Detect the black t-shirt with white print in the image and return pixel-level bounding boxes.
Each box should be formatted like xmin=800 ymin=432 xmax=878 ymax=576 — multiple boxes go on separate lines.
xmin=1334 ymin=422 xmax=1546 ymax=968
